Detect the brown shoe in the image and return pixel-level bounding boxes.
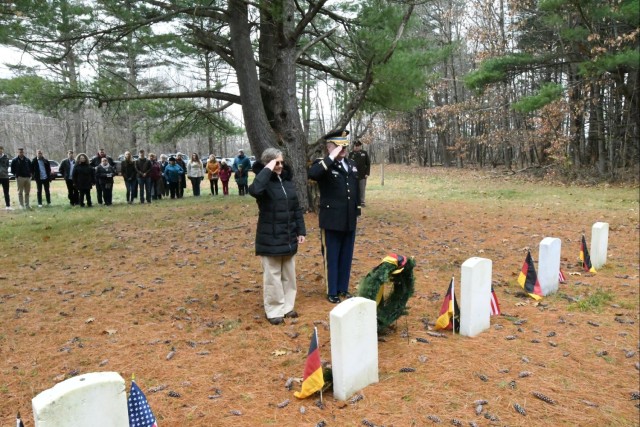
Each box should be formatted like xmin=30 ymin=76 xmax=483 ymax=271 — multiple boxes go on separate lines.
xmin=284 ymin=310 xmax=298 ymax=318
xmin=268 ymin=317 xmax=284 ymax=325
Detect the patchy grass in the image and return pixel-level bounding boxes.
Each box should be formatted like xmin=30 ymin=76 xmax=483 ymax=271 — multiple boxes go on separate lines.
xmin=569 ymin=289 xmax=615 ymax=313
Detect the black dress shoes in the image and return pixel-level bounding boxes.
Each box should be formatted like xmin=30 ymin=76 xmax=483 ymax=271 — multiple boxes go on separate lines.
xmin=268 ymin=317 xmax=284 ymax=325
xmin=327 ymin=295 xmax=340 ymax=304
xmin=339 ymin=291 xmax=353 ymax=299
xmin=284 ymin=310 xmax=298 ymax=318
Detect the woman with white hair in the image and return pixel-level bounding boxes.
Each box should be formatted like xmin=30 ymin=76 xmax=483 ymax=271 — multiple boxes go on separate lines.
xmin=249 ymin=148 xmax=306 ymax=325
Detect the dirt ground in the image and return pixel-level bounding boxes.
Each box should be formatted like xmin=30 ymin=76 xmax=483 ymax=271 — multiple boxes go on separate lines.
xmin=0 ymin=166 xmax=638 ymax=427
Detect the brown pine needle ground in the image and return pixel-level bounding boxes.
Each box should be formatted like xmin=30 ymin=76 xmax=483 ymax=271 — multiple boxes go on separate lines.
xmin=0 ymin=166 xmax=638 ymax=426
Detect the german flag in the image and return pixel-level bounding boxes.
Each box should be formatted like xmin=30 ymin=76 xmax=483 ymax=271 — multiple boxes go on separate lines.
xmin=518 ymin=251 xmax=543 ymax=300
xmin=435 ymin=278 xmax=460 ymax=332
xmin=580 ymin=235 xmax=596 ymax=273
xmin=294 ymin=328 xmax=324 ymax=399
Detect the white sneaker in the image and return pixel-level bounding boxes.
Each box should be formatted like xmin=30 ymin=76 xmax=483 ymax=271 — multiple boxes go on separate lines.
xmin=5 ymin=206 xmax=13 ymax=210
xmin=38 ymin=204 xmax=43 ymax=208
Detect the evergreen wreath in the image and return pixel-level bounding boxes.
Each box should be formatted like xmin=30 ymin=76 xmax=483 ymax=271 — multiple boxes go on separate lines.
xmin=357 ymin=254 xmax=415 ymax=332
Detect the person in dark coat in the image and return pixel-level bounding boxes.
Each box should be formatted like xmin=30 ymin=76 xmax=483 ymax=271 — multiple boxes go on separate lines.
xmin=249 ymin=148 xmax=306 ymax=325
xmin=308 ymin=129 xmax=361 ymax=303
xmin=10 ymin=147 xmax=32 ymax=209
xmin=72 ymin=153 xmax=94 ymax=207
xmin=94 ymin=157 xmax=116 ymax=206
xmin=58 ymin=150 xmax=79 ymax=206
xmin=175 ymin=153 xmax=187 ymax=198
xmin=0 ymin=146 xmax=12 ymax=210
xmin=120 ymin=151 xmax=137 ymax=204
xmin=31 ymin=149 xmax=52 ymax=207
xmin=135 ymin=149 xmax=152 ymax=204
xmin=89 ymin=148 xmax=115 ymax=205
xmin=348 ymin=140 xmax=371 ymax=206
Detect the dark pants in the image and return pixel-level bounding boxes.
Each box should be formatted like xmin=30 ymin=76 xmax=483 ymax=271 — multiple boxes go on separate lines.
xmin=209 ymin=178 xmax=218 ymax=195
xmin=168 ymin=181 xmax=179 ymax=198
xmin=162 ymin=179 xmax=170 ymax=197
xmin=100 ymin=183 xmax=113 ymax=205
xmin=189 ymin=177 xmax=201 ymax=196
xmin=78 ymin=189 xmax=92 ymax=207
xmin=36 ymin=179 xmax=51 ymax=205
xmin=221 ymin=180 xmax=229 ymax=195
xmin=95 ymin=181 xmax=104 ymax=204
xmin=320 ymin=228 xmax=356 ymax=297
xmin=137 ymin=177 xmax=151 ymax=203
xmin=125 ymin=179 xmax=137 ymax=203
xmin=179 ymin=174 xmax=186 ymax=197
xmin=1 ymin=178 xmax=9 ymax=207
xmin=64 ymin=178 xmax=79 ymax=205
xmin=152 ymin=178 xmax=163 ymax=200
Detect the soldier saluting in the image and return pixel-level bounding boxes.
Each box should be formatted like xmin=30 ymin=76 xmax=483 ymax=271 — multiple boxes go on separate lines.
xmin=308 ymin=129 xmax=361 ymax=304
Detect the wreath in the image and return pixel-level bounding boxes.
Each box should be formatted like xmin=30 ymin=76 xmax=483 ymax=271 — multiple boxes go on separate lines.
xmin=357 ymin=254 xmax=415 ymax=332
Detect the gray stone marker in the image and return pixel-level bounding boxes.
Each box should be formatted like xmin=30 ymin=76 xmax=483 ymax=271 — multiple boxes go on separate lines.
xmin=330 ymin=297 xmax=378 ymax=401
xmin=538 ymin=237 xmax=561 ymax=296
xmin=591 ymin=222 xmax=609 ymax=269
xmin=32 ymin=371 xmax=128 ymax=427
xmin=459 ymin=257 xmax=492 ymax=337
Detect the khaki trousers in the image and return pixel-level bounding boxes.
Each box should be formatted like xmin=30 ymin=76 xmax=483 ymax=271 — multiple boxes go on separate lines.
xmin=261 ymin=255 xmax=297 ymax=319
xmin=16 ymin=176 xmax=31 ymax=207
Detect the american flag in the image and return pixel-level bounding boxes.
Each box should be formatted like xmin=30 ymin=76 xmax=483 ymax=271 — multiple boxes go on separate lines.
xmin=128 ymin=381 xmax=158 ymax=427
xmin=558 ymin=268 xmax=567 ymax=283
xmin=490 ymin=286 xmax=501 ymax=316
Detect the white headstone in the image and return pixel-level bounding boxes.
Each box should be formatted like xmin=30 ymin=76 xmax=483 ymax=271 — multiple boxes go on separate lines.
xmin=330 ymin=297 xmax=378 ymax=401
xmin=538 ymin=237 xmax=561 ymax=296
xmin=591 ymin=222 xmax=609 ymax=269
xmin=459 ymin=257 xmax=492 ymax=337
xmin=32 ymin=372 xmax=128 ymax=427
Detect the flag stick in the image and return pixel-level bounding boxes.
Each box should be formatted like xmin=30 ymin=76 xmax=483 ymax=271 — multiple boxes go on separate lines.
xmin=451 ymin=276 xmax=456 ymax=335
xmin=315 ymin=326 xmax=323 ymax=405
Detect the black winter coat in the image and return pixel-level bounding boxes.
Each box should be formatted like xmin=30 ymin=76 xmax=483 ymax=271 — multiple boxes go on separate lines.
xmin=95 ymin=164 xmax=116 ymax=186
xmin=249 ymin=162 xmax=306 ymax=257
xmin=72 ymin=163 xmax=95 ymax=190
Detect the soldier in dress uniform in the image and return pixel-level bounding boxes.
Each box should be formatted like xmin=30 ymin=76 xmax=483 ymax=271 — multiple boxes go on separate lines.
xmin=308 ymin=129 xmax=361 ymax=303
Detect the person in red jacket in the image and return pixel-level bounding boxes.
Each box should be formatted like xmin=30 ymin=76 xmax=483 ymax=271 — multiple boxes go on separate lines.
xmin=218 ymin=160 xmax=232 ymax=196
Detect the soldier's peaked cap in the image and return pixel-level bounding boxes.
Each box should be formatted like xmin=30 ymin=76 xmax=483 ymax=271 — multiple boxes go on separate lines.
xmin=323 ymin=129 xmax=350 ymax=146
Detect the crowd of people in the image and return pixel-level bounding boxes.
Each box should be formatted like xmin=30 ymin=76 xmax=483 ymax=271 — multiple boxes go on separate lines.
xmin=0 ymin=146 xmax=258 ymax=209
xmin=2 ymin=136 xmax=373 ymax=328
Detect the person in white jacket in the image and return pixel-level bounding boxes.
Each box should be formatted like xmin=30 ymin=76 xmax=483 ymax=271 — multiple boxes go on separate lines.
xmin=186 ymin=153 xmax=204 ymax=196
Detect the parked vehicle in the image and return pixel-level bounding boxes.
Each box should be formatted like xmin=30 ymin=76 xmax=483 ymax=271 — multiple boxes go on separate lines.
xmin=49 ymin=160 xmax=62 ymax=179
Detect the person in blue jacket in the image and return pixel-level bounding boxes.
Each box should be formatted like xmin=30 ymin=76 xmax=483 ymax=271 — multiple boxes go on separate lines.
xmin=308 ymin=129 xmax=361 ymax=303
xmin=163 ymin=157 xmax=184 ymax=199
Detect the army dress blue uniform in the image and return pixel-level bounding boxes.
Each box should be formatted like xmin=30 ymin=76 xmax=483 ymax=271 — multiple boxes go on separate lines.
xmin=308 ymin=153 xmax=361 ymax=300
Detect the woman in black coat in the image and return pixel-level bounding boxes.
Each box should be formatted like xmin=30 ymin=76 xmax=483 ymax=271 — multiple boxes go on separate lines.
xmin=94 ymin=157 xmax=116 ymax=206
xmin=72 ymin=153 xmax=95 ymax=207
xmin=249 ymin=148 xmax=306 ymax=325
